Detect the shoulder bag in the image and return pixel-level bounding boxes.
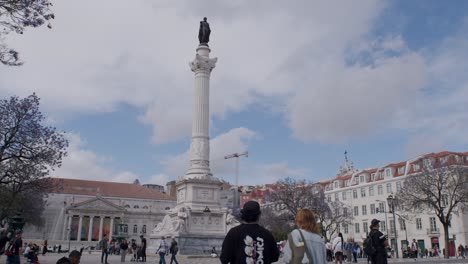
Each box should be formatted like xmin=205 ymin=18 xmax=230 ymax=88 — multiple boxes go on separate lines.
xmin=288 ymin=229 xmax=314 ymax=264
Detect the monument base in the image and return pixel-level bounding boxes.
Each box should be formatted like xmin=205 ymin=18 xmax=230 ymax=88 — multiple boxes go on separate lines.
xmin=159 ymin=233 xmax=225 ymax=255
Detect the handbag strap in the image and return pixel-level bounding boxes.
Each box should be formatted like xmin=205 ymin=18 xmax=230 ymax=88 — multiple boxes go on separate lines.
xmin=298 ymin=229 xmax=314 ymax=264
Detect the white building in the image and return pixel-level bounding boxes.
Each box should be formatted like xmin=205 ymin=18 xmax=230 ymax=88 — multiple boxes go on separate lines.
xmin=23 ymin=178 xmax=175 ymax=246
xmin=321 ymin=151 xmax=468 ymax=257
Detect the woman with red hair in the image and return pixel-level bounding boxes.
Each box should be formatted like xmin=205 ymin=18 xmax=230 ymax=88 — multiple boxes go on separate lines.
xmin=283 ymin=209 xmax=326 ymax=263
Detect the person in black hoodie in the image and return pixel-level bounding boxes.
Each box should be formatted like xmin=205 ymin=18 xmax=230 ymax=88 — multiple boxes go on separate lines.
xmin=220 ymin=201 xmax=279 ymax=264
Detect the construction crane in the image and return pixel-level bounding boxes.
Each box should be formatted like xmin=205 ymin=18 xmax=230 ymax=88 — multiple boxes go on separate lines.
xmin=224 ymin=151 xmax=248 ymax=207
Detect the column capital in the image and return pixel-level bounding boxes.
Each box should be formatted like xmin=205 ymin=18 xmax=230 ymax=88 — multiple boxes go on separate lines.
xmin=189 ymin=54 xmax=217 ymax=72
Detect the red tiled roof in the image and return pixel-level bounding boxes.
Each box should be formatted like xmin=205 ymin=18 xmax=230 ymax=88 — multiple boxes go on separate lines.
xmin=49 ymin=178 xmax=175 ymax=201
xmin=361 ymin=168 xmax=377 ymax=173
xmin=385 ymin=161 xmax=406 ymax=168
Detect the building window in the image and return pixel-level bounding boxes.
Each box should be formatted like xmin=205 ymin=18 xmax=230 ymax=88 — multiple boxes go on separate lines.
xmin=442 ymin=194 xmax=449 ymax=207
xmin=381 ymin=221 xmax=386 ymax=232
xmin=413 ymin=163 xmax=420 ymax=171
xmin=371 ymin=173 xmax=376 ymax=181
xmin=423 ymin=159 xmax=432 ymax=167
xmin=429 ymin=217 xmax=437 ymax=231
xmin=342 ymin=192 xmax=347 ymax=200
xmin=142 ymin=225 xmax=146 ymax=233
xmin=369 ymin=186 xmax=374 ymax=196
xmin=378 ymin=202 xmax=385 ymax=213
xmin=343 ymin=208 xmax=348 ymax=216
xmin=386 ymin=183 xmax=392 ymax=194
xmin=400 ymin=219 xmax=406 ymax=231
xmin=334 ymin=182 xmax=339 ymax=188
xmin=416 ymin=218 xmax=422 ymax=230
xmin=327 ymin=195 xmax=331 ymax=202
xmin=133 ymin=225 xmax=138 ymax=234
xmin=134 ymin=205 xmax=139 ymax=209
xmin=354 ymin=206 xmax=359 ymax=216
xmin=396 ymin=182 xmax=401 ymax=192
xmin=343 ymin=224 xmax=348 ymax=234
xmin=335 ymin=193 xmax=339 ymax=201
xmin=361 ymin=188 xmax=366 ymax=197
xmin=398 ymin=166 xmax=405 ymax=174
xmin=353 ymin=190 xmax=358 ymax=199
xmin=385 ymin=168 xmax=391 ymax=177
xmin=370 ymin=204 xmax=376 ymax=214
xmin=362 ymin=205 xmax=367 ymax=215
xmin=363 ymin=222 xmax=368 ymax=233
xmin=360 ymin=175 xmax=364 ymax=183
xmin=355 ymin=223 xmax=360 ymax=233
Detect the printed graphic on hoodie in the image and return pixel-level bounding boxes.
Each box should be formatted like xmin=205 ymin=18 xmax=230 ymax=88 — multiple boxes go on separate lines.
xmin=244 ymin=235 xmax=265 ymax=264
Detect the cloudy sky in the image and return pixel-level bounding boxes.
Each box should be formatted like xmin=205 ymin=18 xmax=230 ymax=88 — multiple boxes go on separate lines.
xmin=1 ymin=0 xmax=468 ymax=186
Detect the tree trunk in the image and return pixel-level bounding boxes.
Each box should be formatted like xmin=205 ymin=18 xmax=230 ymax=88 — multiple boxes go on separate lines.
xmin=443 ymin=224 xmax=450 ymax=259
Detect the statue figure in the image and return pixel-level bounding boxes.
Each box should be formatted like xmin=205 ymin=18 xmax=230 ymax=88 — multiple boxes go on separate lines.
xmin=173 ymin=207 xmax=188 ymax=232
xmin=153 ymin=215 xmax=172 ymax=233
xmin=226 ymin=209 xmax=240 ymax=232
xmin=198 ymin=17 xmax=211 ymax=44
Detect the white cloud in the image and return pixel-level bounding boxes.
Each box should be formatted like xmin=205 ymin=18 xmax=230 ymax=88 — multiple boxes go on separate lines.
xmin=51 ymin=133 xmax=139 ymax=183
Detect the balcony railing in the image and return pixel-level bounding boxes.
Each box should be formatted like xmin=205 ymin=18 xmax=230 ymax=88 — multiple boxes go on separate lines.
xmin=426 ymin=228 xmax=440 ymax=235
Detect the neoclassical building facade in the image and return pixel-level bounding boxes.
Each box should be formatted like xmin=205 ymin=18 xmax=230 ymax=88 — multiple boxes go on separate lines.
xmin=23 ymin=178 xmax=176 ymax=245
xmin=321 ymin=151 xmax=468 ymax=257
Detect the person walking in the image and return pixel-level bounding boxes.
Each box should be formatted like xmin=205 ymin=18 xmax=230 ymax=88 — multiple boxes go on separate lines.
xmin=140 ymin=235 xmax=147 ymax=262
xmin=156 ymin=236 xmax=168 ymax=264
xmin=5 ymin=230 xmax=23 ymax=264
xmin=282 ymin=208 xmax=326 ymax=264
xmin=369 ymin=219 xmax=388 ymax=264
xmin=99 ymin=234 xmax=109 ymax=264
xmin=120 ymin=239 xmax=129 ymax=262
xmin=333 ymin=233 xmax=344 ymax=264
xmin=56 ymin=250 xmax=82 ymax=264
xmin=42 ymin=240 xmax=48 ymax=256
xmin=169 ymin=237 xmax=179 ymax=264
xmin=220 ymin=200 xmax=279 ymax=264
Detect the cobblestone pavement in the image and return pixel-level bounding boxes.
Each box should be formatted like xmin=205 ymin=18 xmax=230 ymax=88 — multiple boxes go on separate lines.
xmin=1 ymin=254 xmax=467 ymax=264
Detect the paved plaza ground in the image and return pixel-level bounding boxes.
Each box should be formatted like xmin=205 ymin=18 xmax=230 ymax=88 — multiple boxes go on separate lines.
xmin=1 ymin=253 xmax=468 ymax=264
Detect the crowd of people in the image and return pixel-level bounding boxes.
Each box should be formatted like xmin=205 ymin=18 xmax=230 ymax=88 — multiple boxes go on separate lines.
xmin=2 ymin=202 xmax=468 ymax=264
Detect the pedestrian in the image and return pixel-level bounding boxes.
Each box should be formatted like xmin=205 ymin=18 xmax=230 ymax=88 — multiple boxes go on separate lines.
xmin=326 ymin=240 xmax=333 ymax=262
xmin=99 ymin=234 xmax=109 ymax=264
xmin=43 ymin=239 xmax=48 ymax=255
xmin=345 ymin=238 xmax=353 ymax=262
xmin=120 ymin=239 xmax=128 ymax=262
xmin=56 ymin=250 xmax=81 ymax=264
xmin=282 ymin=208 xmax=326 ymax=264
xmin=369 ymin=219 xmax=388 ymax=264
xmin=5 ymin=230 xmax=23 ymax=264
xmin=352 ymin=242 xmax=358 ymax=263
xmin=58 ymin=244 xmax=62 ymax=253
xmin=169 ymin=237 xmax=179 ymax=264
xmin=156 ymin=236 xmax=168 ymax=264
xmin=140 ymin=235 xmax=147 ymax=262
xmin=411 ymin=239 xmax=418 ymax=259
xmin=332 ymin=233 xmax=344 ymax=264
xmin=131 ymin=240 xmax=137 ymax=261
xmin=220 ymin=200 xmax=280 ymax=264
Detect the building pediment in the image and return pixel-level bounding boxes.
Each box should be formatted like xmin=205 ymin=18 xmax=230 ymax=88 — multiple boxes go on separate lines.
xmin=68 ymin=196 xmax=125 ymax=213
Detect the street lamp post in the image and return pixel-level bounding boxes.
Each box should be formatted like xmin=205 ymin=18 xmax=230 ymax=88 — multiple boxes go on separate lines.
xmin=387 ymin=194 xmax=399 ymax=259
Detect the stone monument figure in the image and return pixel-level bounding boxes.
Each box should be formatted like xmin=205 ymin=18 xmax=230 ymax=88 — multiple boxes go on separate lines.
xmin=173 ymin=207 xmax=188 ymax=232
xmin=225 ymin=209 xmax=240 ymax=232
xmin=198 ymin=17 xmax=211 ymax=44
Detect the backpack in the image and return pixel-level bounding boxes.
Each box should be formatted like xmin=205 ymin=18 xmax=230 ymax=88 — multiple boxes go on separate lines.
xmin=363 ymin=232 xmax=376 ymax=256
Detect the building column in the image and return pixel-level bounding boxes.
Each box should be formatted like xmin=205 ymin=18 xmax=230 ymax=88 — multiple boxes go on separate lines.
xmin=99 ymin=216 xmax=104 ymax=241
xmin=66 ymin=215 xmax=72 ymax=240
xmin=62 ymin=215 xmax=69 ymax=240
xmin=77 ymin=215 xmax=83 ymax=241
xmin=88 ymin=216 xmax=94 ymax=241
xmin=110 ymin=217 xmax=114 ymax=238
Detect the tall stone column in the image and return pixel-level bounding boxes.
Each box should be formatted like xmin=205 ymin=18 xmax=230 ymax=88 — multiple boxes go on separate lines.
xmin=77 ymin=215 xmax=83 ymax=241
xmin=88 ymin=216 xmax=94 ymax=241
xmin=110 ymin=217 xmax=114 ymax=238
xmin=99 ymin=216 xmax=104 ymax=241
xmin=64 ymin=215 xmax=72 ymax=240
xmin=185 ymin=45 xmax=217 ymax=179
